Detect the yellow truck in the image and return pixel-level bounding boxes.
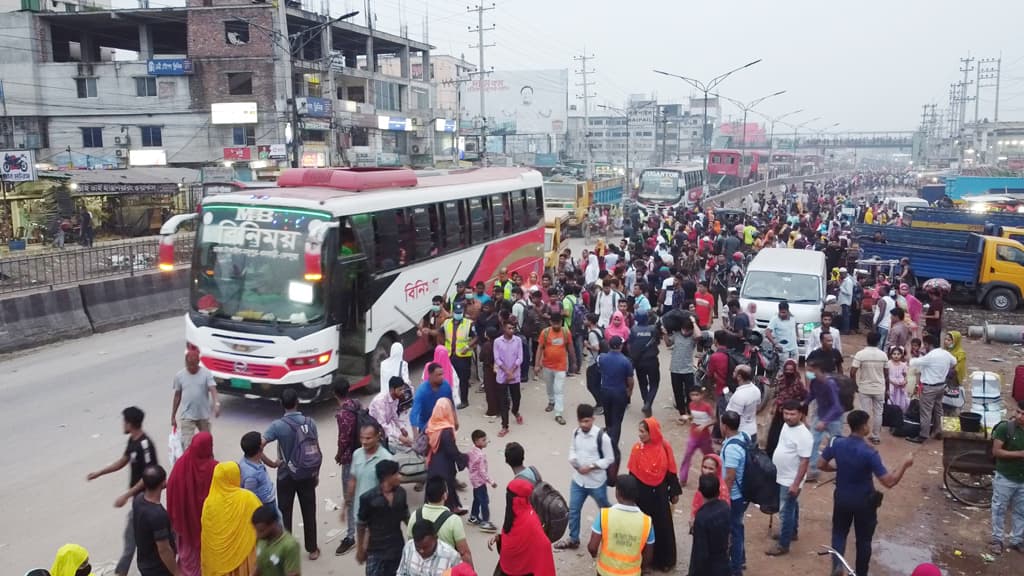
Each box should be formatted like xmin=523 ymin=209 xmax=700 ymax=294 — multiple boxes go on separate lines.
xmin=544 ymin=213 xmax=569 ymax=275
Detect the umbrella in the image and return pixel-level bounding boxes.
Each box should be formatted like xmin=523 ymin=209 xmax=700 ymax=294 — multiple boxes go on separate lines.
xmin=922 ymin=278 xmax=951 ymax=295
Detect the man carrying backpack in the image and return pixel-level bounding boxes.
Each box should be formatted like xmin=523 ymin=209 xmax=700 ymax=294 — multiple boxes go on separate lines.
xmin=333 ymin=380 xmax=362 ymax=556
xmin=556 ymin=403 xmax=615 ymax=550
xmin=409 ymin=476 xmax=474 ymax=568
xmin=804 ymin=356 xmax=845 ymax=483
xmin=563 ymin=286 xmax=586 ymax=377
xmin=720 ymin=410 xmax=749 ymax=576
xmin=263 ymin=389 xmax=322 ymax=560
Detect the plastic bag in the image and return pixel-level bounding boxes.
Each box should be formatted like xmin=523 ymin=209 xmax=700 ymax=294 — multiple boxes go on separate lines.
xmin=168 ymin=427 xmax=184 ymax=467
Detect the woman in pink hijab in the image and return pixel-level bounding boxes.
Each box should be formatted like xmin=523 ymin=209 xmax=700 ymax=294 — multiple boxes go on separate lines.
xmin=421 ymin=345 xmax=457 ymax=388
xmin=900 ymin=283 xmax=923 ymax=337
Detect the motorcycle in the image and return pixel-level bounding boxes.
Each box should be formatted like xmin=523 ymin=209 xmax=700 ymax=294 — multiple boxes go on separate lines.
xmin=3 ymin=153 xmax=27 ymax=173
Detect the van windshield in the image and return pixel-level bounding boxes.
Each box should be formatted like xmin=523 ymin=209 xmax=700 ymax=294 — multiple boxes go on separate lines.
xmin=741 ymin=271 xmax=820 ymax=303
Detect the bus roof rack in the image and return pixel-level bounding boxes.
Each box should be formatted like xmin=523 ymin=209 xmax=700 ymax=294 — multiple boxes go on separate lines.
xmin=277 ymin=167 xmax=418 ymax=191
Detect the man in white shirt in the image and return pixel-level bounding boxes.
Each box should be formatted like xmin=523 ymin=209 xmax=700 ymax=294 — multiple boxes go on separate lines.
xmin=838 ymin=269 xmax=854 ymax=333
xmin=557 ymin=403 xmax=615 ymax=550
xmin=767 ymin=399 xmax=813 ymax=556
xmin=397 ymin=519 xmax=462 ymax=576
xmin=907 ymin=333 xmax=958 ymax=444
xmin=809 ymin=312 xmax=842 ymax=355
xmin=850 ymin=331 xmax=890 ymax=445
xmin=873 ymin=289 xmax=897 ymax=350
xmin=726 ymin=365 xmax=762 ymax=444
xmin=595 ymin=284 xmax=619 ymax=328
xmin=766 ymin=302 xmax=799 ymax=361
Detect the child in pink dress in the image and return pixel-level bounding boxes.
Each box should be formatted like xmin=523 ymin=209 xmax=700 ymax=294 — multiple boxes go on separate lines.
xmin=887 ymin=346 xmax=909 ymax=411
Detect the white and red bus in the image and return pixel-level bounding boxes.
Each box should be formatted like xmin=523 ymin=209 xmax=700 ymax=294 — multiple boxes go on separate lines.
xmin=636 ymin=163 xmax=706 ymax=209
xmin=707 ymin=149 xmax=743 ymax=191
xmin=160 ymin=167 xmax=544 ymax=401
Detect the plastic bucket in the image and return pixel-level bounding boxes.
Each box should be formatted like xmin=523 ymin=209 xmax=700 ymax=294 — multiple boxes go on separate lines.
xmin=959 ymin=412 xmax=982 ymax=433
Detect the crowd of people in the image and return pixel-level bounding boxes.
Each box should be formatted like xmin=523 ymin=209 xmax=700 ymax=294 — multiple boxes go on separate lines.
xmin=35 ymin=172 xmax=1024 ymax=576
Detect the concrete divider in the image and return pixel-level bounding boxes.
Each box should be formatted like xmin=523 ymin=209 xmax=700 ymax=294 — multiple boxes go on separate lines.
xmin=0 ymin=286 xmax=93 ymax=354
xmin=79 ymin=269 xmax=190 ymax=333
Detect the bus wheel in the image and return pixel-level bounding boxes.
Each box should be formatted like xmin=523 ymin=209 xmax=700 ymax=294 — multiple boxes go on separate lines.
xmin=368 ymin=335 xmax=395 ymax=393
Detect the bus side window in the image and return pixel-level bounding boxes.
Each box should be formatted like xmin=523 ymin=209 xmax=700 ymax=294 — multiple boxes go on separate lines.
xmin=525 ymin=189 xmax=538 ymax=222
xmin=502 ymin=194 xmax=512 ymax=234
xmin=533 ymin=187 xmax=544 ymax=220
xmin=491 ymin=194 xmax=506 ymax=237
xmin=410 ymin=206 xmax=434 ymax=260
xmin=373 ymin=210 xmax=401 ymax=271
xmin=349 ymin=214 xmax=376 ymax=267
xmin=457 ymin=200 xmax=469 ymax=247
xmin=442 ymin=201 xmax=461 ymax=250
xmin=480 ymin=197 xmax=494 ymax=241
xmin=427 ymin=204 xmax=442 ymax=256
xmin=510 ymin=190 xmax=523 ymax=231
xmin=468 ymin=198 xmax=485 ymax=244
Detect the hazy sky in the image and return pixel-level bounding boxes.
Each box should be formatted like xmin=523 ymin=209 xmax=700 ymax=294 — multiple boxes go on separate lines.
xmin=331 ymin=0 xmax=1024 ymax=132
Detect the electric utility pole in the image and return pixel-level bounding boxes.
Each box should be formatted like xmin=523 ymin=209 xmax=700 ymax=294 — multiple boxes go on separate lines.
xmin=574 ymin=52 xmax=596 ymax=179
xmin=468 ymin=3 xmax=495 ymax=166
xmin=976 ymin=57 xmax=1001 ymax=123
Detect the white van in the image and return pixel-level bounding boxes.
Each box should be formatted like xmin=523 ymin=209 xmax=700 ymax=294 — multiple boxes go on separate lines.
xmin=738 ymin=248 xmax=829 ymax=358
xmin=884 ymin=196 xmax=929 ymax=214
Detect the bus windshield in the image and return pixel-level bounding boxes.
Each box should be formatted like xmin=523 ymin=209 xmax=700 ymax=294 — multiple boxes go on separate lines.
xmin=638 ymin=170 xmax=681 ymax=201
xmin=191 ymin=204 xmax=328 ymax=325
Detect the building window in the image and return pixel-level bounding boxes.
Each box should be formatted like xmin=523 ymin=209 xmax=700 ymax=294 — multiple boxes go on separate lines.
xmin=135 ymin=77 xmax=157 ymax=97
xmin=140 ymin=126 xmax=162 ymax=147
xmin=227 ymin=72 xmax=253 ymax=95
xmin=81 ymin=127 xmax=102 ymax=148
xmin=75 ymin=77 xmax=97 ymax=98
xmin=224 ymin=20 xmax=250 ymax=45
xmin=232 ymin=126 xmax=255 ymax=146
xmin=373 ymin=80 xmax=401 ymax=112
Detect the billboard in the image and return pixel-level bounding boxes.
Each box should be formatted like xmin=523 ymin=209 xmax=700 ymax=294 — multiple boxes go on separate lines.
xmin=1 ymin=149 xmax=36 ymax=182
xmin=462 ymin=70 xmax=568 ymax=135
xmin=211 ymin=102 xmax=258 ymax=125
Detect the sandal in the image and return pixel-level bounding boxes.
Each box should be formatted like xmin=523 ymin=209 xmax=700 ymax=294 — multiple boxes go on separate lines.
xmin=498 ymin=428 xmax=510 ymax=438
xmin=554 ymin=539 xmax=580 ymax=550
xmin=990 ymin=541 xmax=1004 ymax=556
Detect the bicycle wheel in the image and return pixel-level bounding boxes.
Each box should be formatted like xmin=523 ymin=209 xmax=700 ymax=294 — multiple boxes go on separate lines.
xmin=944 ymin=451 xmax=994 ymax=508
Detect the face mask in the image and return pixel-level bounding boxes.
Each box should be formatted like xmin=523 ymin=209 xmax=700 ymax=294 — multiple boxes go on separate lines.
xmin=466 ymin=293 xmax=475 ymax=300
xmin=431 ymin=305 xmax=441 ymax=313
xmin=805 ymin=371 xmax=816 ymax=381
xmin=454 ymin=313 xmax=464 ymax=321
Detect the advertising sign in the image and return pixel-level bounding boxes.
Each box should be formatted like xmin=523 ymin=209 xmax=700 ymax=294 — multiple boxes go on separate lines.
xmin=211 ymin=102 xmax=258 ymax=125
xmin=462 ymin=70 xmax=568 ymax=135
xmin=298 ymin=97 xmax=333 ymax=118
xmin=223 ymin=147 xmax=252 ymax=161
xmin=0 ymin=149 xmax=36 ymax=182
xmin=435 ymin=119 xmax=457 ymax=133
xmin=269 ymin=144 xmax=287 ymax=159
xmin=377 ymin=116 xmax=414 ymax=131
xmin=76 ymin=182 xmax=179 ymax=196
xmin=147 ymin=59 xmax=193 ymax=76
xmin=128 ymin=149 xmax=167 ymax=166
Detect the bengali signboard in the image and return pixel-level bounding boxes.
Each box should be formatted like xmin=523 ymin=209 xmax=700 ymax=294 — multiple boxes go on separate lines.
xmin=75 ymin=182 xmax=179 ymax=196
xmin=0 ymin=149 xmax=36 ymax=182
xmin=147 ymin=59 xmax=192 ymax=76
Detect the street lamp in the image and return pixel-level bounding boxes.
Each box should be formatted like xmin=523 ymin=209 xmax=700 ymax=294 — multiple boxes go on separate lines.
xmin=653 ymin=59 xmax=762 ymax=172
xmin=751 ymin=108 xmax=803 ymax=190
xmin=716 ymin=90 xmax=786 ymax=155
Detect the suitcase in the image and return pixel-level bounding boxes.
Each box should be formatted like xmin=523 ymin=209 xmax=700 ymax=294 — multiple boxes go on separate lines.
xmin=1014 ymin=365 xmax=1024 ymax=403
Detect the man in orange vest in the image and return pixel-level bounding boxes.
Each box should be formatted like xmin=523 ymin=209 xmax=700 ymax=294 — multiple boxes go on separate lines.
xmin=587 ymin=474 xmax=653 ymax=576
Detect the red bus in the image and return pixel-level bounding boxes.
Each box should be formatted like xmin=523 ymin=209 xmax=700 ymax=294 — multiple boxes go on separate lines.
xmin=159 ymin=167 xmax=545 ymax=400
xmin=708 ymin=149 xmax=743 ymax=191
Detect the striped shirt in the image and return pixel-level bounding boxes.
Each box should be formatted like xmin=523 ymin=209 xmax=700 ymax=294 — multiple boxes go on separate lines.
xmin=397 ymin=538 xmax=461 ymax=576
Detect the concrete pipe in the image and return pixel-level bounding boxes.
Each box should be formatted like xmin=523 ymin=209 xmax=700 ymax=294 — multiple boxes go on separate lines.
xmin=968 ymin=322 xmax=1024 ymax=344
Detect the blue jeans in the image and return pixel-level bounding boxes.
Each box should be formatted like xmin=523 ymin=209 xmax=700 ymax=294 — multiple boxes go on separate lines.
xmin=840 ymin=304 xmax=850 ymax=333
xmin=777 ymin=485 xmax=800 ymax=549
xmin=568 ymin=479 xmax=611 ymax=541
xmin=810 ymin=418 xmax=844 ymax=476
xmin=992 ymin=472 xmax=1024 ymax=546
xmin=730 ymin=498 xmax=749 ymax=574
xmin=471 ymin=485 xmax=490 ymax=522
xmin=876 ymin=326 xmax=889 ymax=350
xmin=365 ymin=551 xmax=402 ymax=576
xmin=341 ymin=464 xmax=355 ymax=539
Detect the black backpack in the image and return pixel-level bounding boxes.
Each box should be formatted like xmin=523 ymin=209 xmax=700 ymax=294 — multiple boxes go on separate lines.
xmin=831 ymin=374 xmax=858 ymax=412
xmin=346 ymin=404 xmax=389 ymax=452
xmin=414 ymin=506 xmax=454 ymax=534
xmin=589 ymin=328 xmax=610 ymax=354
xmin=282 ymin=415 xmax=323 ymax=480
xmin=724 ymin=349 xmax=747 ymax=392
xmin=723 ymin=434 xmax=779 ymax=514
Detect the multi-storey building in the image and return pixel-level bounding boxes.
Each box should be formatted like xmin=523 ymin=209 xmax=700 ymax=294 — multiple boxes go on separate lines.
xmin=0 ymin=1 xmax=439 ymax=176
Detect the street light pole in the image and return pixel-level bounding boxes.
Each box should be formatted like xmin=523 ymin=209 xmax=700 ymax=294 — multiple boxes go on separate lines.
xmin=752 ymin=108 xmax=804 ymax=194
xmin=716 ymin=90 xmax=786 ymax=157
xmin=653 ymin=59 xmax=761 ymax=174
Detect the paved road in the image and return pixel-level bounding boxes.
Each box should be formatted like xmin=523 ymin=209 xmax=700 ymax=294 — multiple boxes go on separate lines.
xmin=1 ymin=310 xmax=661 ymax=576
